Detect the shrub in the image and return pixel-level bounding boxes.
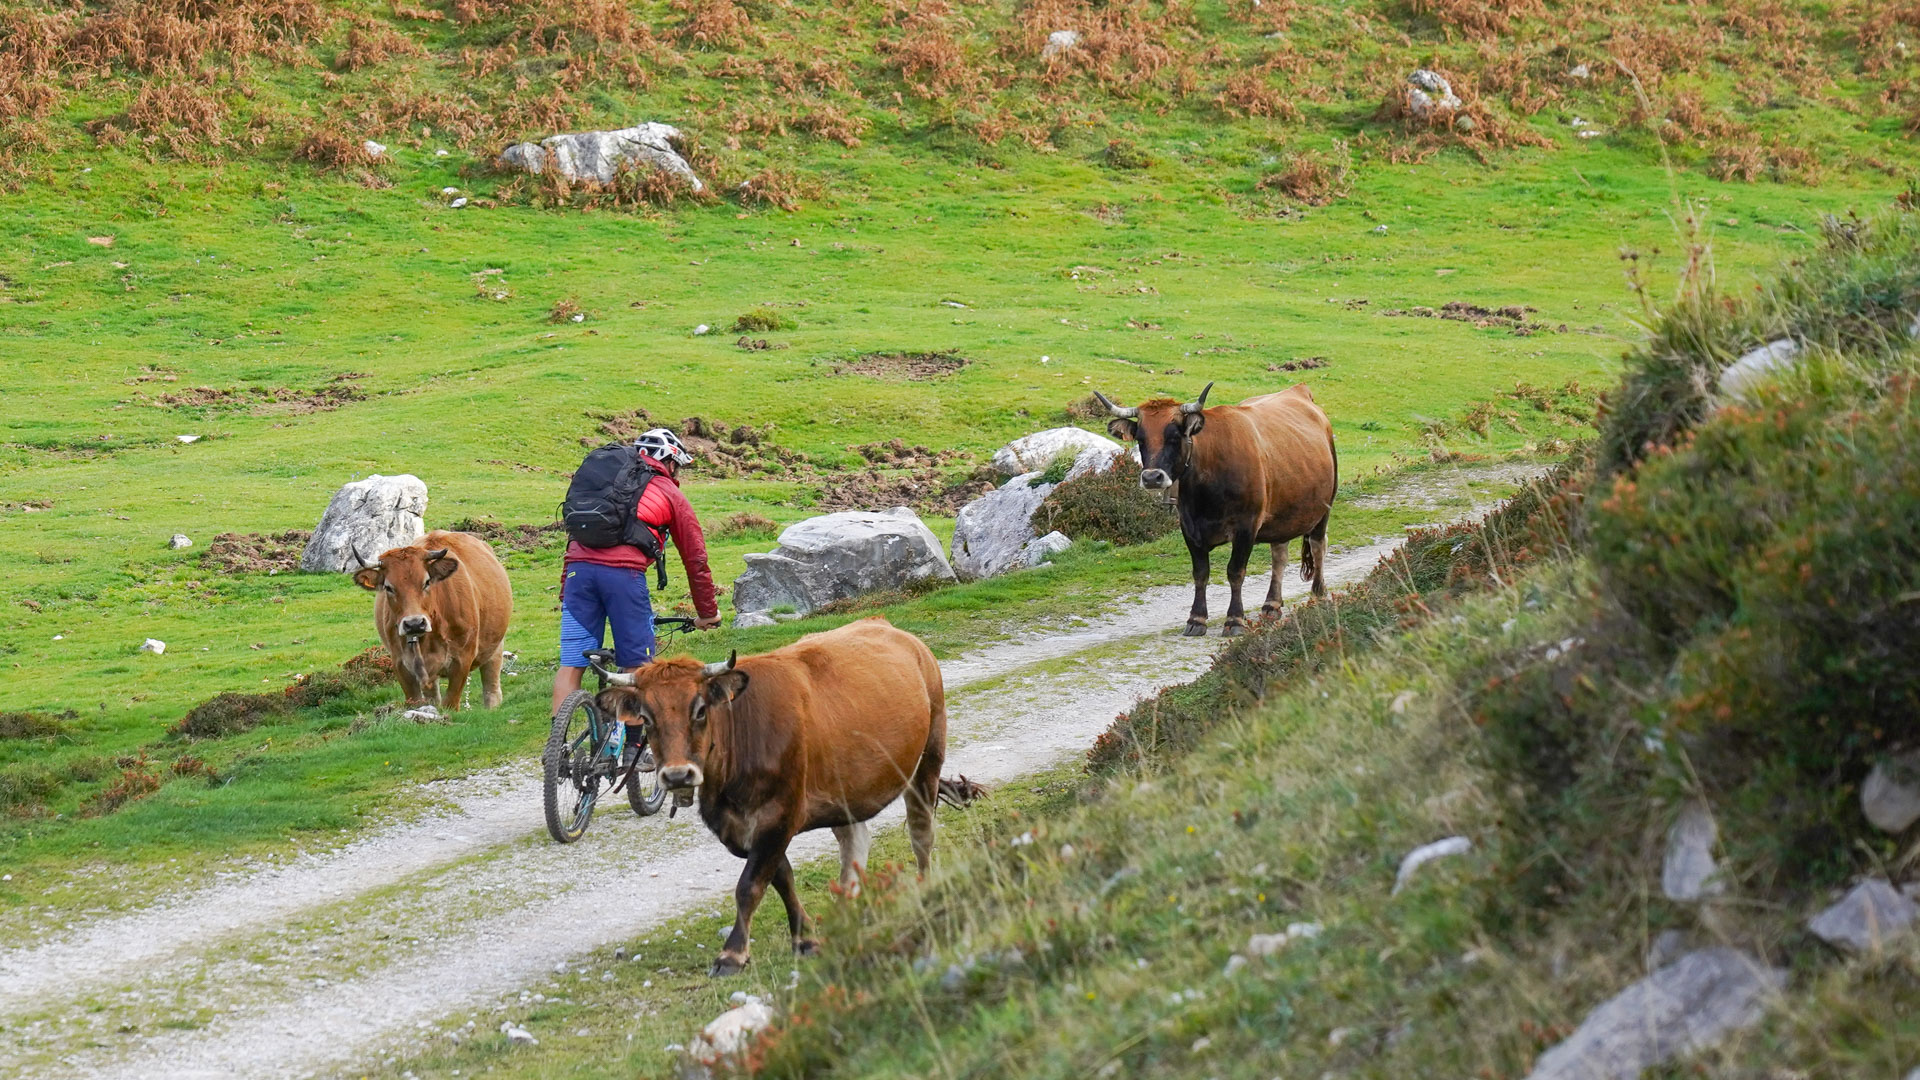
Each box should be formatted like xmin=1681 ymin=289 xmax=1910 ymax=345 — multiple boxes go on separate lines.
xmin=0 ymin=709 xmax=71 ymax=739
xmin=0 ymin=762 xmax=63 ymax=815
xmin=1035 ymin=459 xmax=1175 ymax=545
xmin=1255 ymin=142 xmax=1351 ymax=206
xmin=732 ymin=307 xmax=795 ymax=332
xmin=1100 ymin=137 xmax=1151 ymax=169
xmin=80 ymin=754 xmax=162 ymax=816
xmin=711 ymin=511 xmax=780 ymax=540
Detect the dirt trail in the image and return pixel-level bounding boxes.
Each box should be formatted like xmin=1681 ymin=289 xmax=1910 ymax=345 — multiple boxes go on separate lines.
xmin=0 ymin=537 xmax=1413 ymax=1080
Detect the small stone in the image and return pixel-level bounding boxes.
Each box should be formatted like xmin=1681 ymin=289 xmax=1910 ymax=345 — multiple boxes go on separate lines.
xmin=1372 ymin=224 xmax=1389 ymax=234
xmin=168 ymin=534 xmax=192 ymax=549
xmin=1042 ymin=29 xmax=1080 ymax=58
xmin=1806 ymin=879 xmax=1919 ymax=954
xmin=362 ymin=140 xmax=386 ymax=158
xmin=1661 ymin=801 xmax=1725 ymax=902
xmin=1569 ymin=63 xmax=1590 ymax=79
xmin=1861 ymin=751 xmax=1920 ymax=833
xmin=503 ymin=1025 xmax=537 ymax=1045
xmin=693 ymin=324 xmax=711 ymax=335
xmin=435 ymin=148 xmax=449 ymax=157
xmin=139 ymin=638 xmax=166 ymax=655
xmin=441 ymin=186 xmax=460 ymax=195
xmin=176 ymin=434 xmax=200 ymax=444
xmin=1222 ymin=954 xmax=1248 ymax=977
xmin=1393 ymin=835 xmax=1472 ymax=894
xmin=1718 ymin=339 xmax=1801 ymax=403
xmin=449 ymin=197 xmax=468 ymax=209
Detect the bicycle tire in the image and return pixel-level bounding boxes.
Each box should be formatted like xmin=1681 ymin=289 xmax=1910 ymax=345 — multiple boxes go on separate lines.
xmin=543 ymin=689 xmax=602 ymax=844
xmin=626 ymin=741 xmax=668 ymax=817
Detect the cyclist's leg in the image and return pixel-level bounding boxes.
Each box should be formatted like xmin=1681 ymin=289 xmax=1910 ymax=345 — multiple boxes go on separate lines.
xmin=554 ymin=563 xmax=609 ymax=714
xmin=604 ymin=568 xmax=657 ymax=756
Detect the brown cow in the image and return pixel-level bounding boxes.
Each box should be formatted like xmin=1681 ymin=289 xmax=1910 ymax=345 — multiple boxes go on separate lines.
xmin=1094 ymin=382 xmax=1337 ymax=636
xmin=599 ymin=617 xmax=946 ymax=976
xmin=352 ymin=530 xmax=513 ymax=712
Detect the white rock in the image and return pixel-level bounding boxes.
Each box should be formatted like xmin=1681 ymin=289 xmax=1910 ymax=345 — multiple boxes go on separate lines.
xmin=693 ymin=324 xmax=711 ymax=335
xmin=362 ymin=140 xmax=386 ymax=158
xmin=1392 ymin=835 xmax=1472 ymax=895
xmin=139 ymin=638 xmax=166 ymax=655
xmin=449 ymin=197 xmax=468 ymax=209
xmin=496 ymin=123 xmax=704 ymax=191
xmin=1064 ymin=442 xmax=1134 ymax=482
xmin=1569 ymin=63 xmax=1590 ymax=79
xmin=298 ymin=474 xmax=428 ymax=573
xmin=1661 ymin=801 xmax=1725 ymax=902
xmin=990 ymin=427 xmax=1121 ymax=476
xmin=731 ymin=508 xmax=955 ymax=618
xmin=168 ymin=534 xmax=192 ymax=549
xmin=1245 ymin=922 xmax=1320 ymax=957
xmin=1222 ymin=953 xmax=1248 ymax=977
xmin=732 ymin=611 xmax=777 ymax=629
xmin=1717 ymin=338 xmax=1801 ymax=403
xmin=176 ymin=434 xmax=200 ymax=444
xmin=1372 ymin=224 xmax=1389 ymax=234
xmin=1019 ymin=530 xmax=1073 ymax=568
xmin=1806 ymin=879 xmax=1919 ymax=954
xmin=1525 ymin=949 xmax=1785 ymax=1080
xmin=404 ymin=706 xmax=442 ymax=721
xmin=502 ymin=1024 xmax=537 ymax=1045
xmin=435 ymin=148 xmax=449 ymax=157
xmin=1861 ymin=750 xmax=1920 ymax=833
xmin=951 ymin=474 xmax=1054 ymax=581
xmin=441 ymin=186 xmax=459 ymax=195
xmin=1042 ymin=29 xmax=1080 ymax=58
xmin=1404 ymin=69 xmax=1462 ymax=121
xmin=688 ymin=995 xmax=775 ymax=1066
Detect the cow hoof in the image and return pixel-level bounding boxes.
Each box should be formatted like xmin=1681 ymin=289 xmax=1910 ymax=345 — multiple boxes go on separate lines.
xmin=1221 ymin=621 xmax=1248 ymax=638
xmin=794 ymin=938 xmax=822 ymax=957
xmin=1260 ymin=604 xmax=1283 ymax=620
xmin=710 ymin=954 xmax=749 ymax=977
xmin=1182 ymin=621 xmax=1208 ymax=637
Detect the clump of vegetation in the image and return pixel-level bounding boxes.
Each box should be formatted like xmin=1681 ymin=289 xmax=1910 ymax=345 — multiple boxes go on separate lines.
xmin=547 ymin=297 xmax=584 ymax=323
xmin=710 ymin=511 xmax=780 ymax=540
xmin=0 ymin=709 xmax=71 ymax=740
xmin=170 ymin=650 xmax=392 ymax=739
xmin=732 ymin=306 xmax=796 ymax=332
xmin=80 ymin=754 xmax=162 ymax=816
xmin=1100 ymin=137 xmax=1152 ymax=170
xmin=1035 ymin=459 xmax=1176 ymax=546
xmin=1255 ymin=141 xmax=1352 ymax=206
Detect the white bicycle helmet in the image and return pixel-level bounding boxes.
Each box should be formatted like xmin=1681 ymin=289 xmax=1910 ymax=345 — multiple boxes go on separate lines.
xmin=635 ymin=428 xmax=694 ymax=467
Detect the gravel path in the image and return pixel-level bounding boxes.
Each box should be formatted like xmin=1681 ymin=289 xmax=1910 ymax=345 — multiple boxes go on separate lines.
xmin=0 ymin=540 xmax=1408 ymax=1080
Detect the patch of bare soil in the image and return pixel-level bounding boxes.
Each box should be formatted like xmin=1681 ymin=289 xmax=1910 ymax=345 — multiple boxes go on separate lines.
xmin=443 ymin=518 xmax=566 ymax=553
xmin=832 ymin=350 xmax=969 ymax=381
xmin=1 ymin=499 xmax=52 ymax=514
xmin=816 ymin=464 xmax=997 ymax=516
xmin=584 ymin=410 xmax=818 ymax=479
xmin=1380 ymin=301 xmax=1564 ymax=336
xmin=143 ymin=374 xmax=369 ymax=415
xmin=1268 ymin=356 xmax=1328 ymax=372
xmin=201 ymin=530 xmax=310 ymax=574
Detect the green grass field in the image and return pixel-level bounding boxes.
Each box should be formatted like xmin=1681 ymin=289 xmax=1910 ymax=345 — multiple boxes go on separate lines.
xmin=2 ymin=0 xmax=1916 ymax=921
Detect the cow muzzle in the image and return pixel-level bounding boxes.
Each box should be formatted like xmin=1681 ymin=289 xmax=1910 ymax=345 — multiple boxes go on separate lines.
xmin=1138 ymin=468 xmax=1173 ymax=491
xmin=399 ymin=615 xmax=431 ymax=640
xmin=660 ymin=763 xmax=703 ymax=790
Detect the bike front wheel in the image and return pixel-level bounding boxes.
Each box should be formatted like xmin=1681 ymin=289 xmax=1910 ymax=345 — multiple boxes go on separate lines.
xmin=543 ymin=690 xmax=605 ymax=844
xmin=626 ymin=742 xmax=668 ymax=817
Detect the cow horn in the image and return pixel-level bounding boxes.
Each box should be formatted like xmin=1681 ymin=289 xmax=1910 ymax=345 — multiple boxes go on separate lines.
xmin=701 ymin=650 xmax=737 ymax=678
xmin=1180 ymin=382 xmax=1214 ymax=416
xmin=350 ymin=547 xmax=369 ymax=570
xmin=605 ymin=671 xmax=635 ymax=687
xmin=425 ymin=548 xmax=449 ymax=562
xmin=1091 ymin=390 xmax=1138 ymax=419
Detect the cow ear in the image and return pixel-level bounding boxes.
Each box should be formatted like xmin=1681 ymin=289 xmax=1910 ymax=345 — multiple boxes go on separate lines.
xmin=1106 ymin=418 xmax=1137 ymax=442
xmin=426 ymin=556 xmax=461 ymax=582
xmin=1182 ymin=411 xmax=1206 ymax=437
xmin=704 ymin=670 xmax=749 ymax=704
xmin=352 ymin=567 xmax=384 ymax=590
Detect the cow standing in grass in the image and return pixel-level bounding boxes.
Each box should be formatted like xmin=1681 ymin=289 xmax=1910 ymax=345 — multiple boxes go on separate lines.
xmin=599 ymin=617 xmax=949 ymax=976
xmin=353 ymin=530 xmax=513 ymax=712
xmin=1094 ymin=382 xmax=1337 ymax=636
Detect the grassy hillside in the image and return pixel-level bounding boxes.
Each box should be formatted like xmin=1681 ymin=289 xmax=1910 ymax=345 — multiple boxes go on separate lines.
xmin=3 ymin=0 xmax=1917 ymax=907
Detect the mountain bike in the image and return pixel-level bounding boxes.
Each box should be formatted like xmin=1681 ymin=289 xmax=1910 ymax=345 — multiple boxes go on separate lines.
xmin=542 ymin=616 xmax=695 ymax=844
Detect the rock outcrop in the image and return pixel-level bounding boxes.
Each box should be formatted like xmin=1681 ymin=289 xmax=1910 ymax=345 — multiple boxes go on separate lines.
xmin=497 ymin=123 xmax=703 ymax=190
xmin=731 ymin=508 xmax=954 ymax=618
xmin=299 ymin=474 xmax=428 ymax=573
xmin=1717 ymin=338 xmax=1801 ymax=403
xmin=1525 ymin=948 xmax=1785 ymax=1080
xmin=951 ymin=474 xmax=1055 ymax=580
xmin=990 ymin=427 xmax=1121 ymax=477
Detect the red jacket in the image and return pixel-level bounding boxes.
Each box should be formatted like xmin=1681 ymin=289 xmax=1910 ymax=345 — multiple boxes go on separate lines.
xmin=564 ymin=455 xmax=719 ymax=620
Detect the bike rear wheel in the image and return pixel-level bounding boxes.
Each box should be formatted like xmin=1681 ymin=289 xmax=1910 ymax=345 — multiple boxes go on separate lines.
xmin=543 ymin=690 xmax=605 ymax=844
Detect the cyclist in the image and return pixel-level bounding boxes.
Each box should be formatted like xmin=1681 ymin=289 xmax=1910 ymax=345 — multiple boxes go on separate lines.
xmin=552 ymin=428 xmax=721 ymax=725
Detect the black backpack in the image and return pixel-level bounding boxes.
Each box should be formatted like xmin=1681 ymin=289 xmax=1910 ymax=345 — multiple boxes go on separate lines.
xmin=561 ymin=444 xmax=671 ymax=588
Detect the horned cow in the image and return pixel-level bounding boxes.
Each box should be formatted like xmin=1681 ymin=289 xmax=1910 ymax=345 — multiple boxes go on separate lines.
xmin=1094 ymin=381 xmax=1338 ymax=636
xmin=600 ymin=617 xmax=948 ymax=976
xmin=353 ymin=529 xmax=513 ymax=711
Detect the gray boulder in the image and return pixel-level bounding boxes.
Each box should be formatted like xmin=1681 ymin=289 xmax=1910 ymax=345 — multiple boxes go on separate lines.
xmin=951 ymin=474 xmax=1054 ymax=581
xmin=1661 ymin=801 xmax=1725 ymax=902
xmin=731 ymin=508 xmax=953 ymax=618
xmin=732 ymin=611 xmax=777 ymax=630
xmin=990 ymin=427 xmax=1120 ymax=477
xmin=1042 ymin=30 xmax=1080 ymax=59
xmin=1806 ymin=879 xmax=1918 ymax=954
xmin=497 ymin=123 xmax=703 ymax=191
xmin=299 ymin=474 xmax=428 ymax=573
xmin=1020 ymin=531 xmax=1072 ymax=567
xmin=1405 ymin=69 xmax=1462 ymax=121
xmin=1717 ymin=338 xmax=1800 ymax=403
xmin=1525 ymin=948 xmax=1785 ymax=1080
xmin=1862 ymin=751 xmax=1920 ymax=834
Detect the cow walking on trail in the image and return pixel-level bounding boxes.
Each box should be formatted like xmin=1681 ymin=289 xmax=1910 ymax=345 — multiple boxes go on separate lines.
xmin=599 ymin=617 xmax=948 ymax=976
xmin=353 ymin=530 xmax=513 ymax=712
xmin=1094 ymin=381 xmax=1337 ymax=637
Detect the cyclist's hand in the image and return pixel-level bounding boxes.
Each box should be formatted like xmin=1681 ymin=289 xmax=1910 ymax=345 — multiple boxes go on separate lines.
xmin=694 ymin=616 xmax=722 ymax=631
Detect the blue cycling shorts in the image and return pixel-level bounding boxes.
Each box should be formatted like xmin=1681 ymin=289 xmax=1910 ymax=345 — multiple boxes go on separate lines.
xmin=559 ymin=562 xmax=655 ymax=669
